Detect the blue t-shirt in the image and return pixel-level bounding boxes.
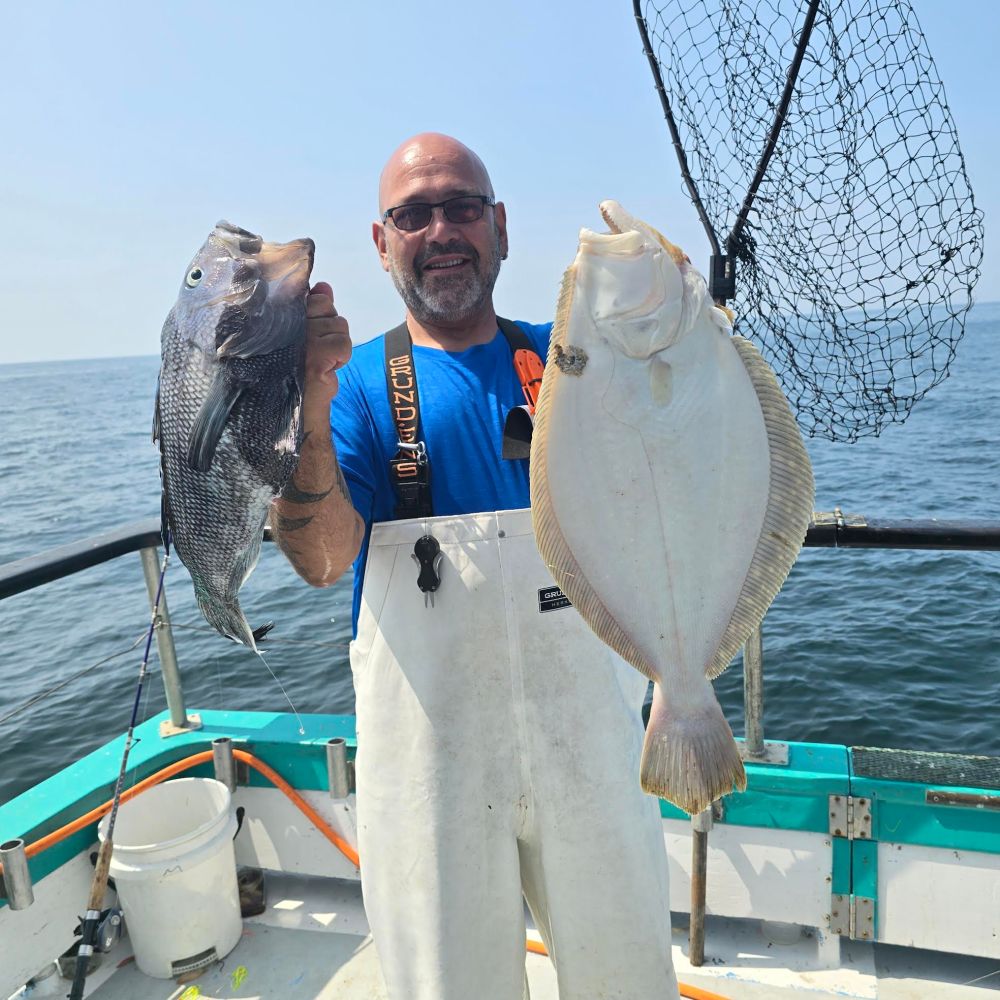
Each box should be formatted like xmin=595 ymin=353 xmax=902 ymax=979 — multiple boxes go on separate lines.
xmin=331 ymin=320 xmax=553 ymax=632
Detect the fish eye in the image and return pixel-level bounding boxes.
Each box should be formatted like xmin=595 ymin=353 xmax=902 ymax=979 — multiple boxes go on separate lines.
xmin=185 ymin=267 xmax=204 ymax=288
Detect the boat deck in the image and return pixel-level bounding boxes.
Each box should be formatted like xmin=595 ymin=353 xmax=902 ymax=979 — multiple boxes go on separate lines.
xmin=54 ymin=870 xmax=997 ymax=1000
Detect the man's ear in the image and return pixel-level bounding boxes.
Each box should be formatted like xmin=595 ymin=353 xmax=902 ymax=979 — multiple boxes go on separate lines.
xmin=495 ymin=201 xmax=509 ymax=260
xmin=372 ymin=221 xmax=390 ymax=272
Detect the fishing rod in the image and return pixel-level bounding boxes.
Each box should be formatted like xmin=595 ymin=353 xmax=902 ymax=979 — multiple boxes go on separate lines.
xmin=68 ymin=540 xmax=171 ymax=1000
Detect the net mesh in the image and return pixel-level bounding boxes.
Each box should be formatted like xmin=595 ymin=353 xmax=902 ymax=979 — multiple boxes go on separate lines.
xmin=852 ymin=747 xmax=1000 ymax=790
xmin=635 ymin=0 xmax=984 ymax=441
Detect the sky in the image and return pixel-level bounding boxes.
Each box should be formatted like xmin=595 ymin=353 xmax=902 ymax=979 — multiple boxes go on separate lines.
xmin=0 ymin=1 xmax=995 ymax=365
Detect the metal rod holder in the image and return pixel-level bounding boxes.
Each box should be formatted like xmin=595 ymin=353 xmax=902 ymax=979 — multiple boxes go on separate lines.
xmin=213 ymin=738 xmax=237 ymax=793
xmin=743 ymin=625 xmax=765 ymax=758
xmin=139 ymin=546 xmax=187 ymax=731
xmin=327 ymin=738 xmax=350 ymax=799
xmin=689 ymin=807 xmax=713 ymax=966
xmin=1 ymin=838 xmax=34 ymax=910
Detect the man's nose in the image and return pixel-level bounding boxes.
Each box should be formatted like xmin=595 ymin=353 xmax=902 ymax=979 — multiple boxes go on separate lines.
xmin=424 ymin=205 xmax=460 ymax=239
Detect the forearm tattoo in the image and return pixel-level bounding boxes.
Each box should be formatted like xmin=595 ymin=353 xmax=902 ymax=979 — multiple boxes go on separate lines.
xmin=279 ymin=463 xmax=350 ymax=511
xmin=333 ymin=462 xmax=351 ymax=503
xmin=280 ymin=480 xmax=333 ymax=504
xmin=276 ymin=513 xmax=314 ymax=533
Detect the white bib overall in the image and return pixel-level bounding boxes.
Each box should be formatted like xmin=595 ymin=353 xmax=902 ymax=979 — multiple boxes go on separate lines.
xmin=350 ymin=509 xmax=679 ymax=1000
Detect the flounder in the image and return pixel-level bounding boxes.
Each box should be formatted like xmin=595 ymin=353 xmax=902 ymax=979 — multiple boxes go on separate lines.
xmin=530 ymin=202 xmax=814 ymax=814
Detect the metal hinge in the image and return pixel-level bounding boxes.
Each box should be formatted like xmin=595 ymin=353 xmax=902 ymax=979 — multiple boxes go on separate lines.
xmin=812 ymin=508 xmax=868 ymax=529
xmin=828 ymin=795 xmax=871 ymax=839
xmin=830 ymin=893 xmax=875 ymax=939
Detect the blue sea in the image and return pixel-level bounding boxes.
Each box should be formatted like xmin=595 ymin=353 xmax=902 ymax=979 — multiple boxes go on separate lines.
xmin=1 ymin=310 xmax=998 ymax=806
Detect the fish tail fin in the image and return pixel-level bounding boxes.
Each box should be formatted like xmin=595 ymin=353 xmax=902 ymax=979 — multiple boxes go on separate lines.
xmin=197 ymin=591 xmax=258 ymax=652
xmin=640 ymin=681 xmax=746 ymax=815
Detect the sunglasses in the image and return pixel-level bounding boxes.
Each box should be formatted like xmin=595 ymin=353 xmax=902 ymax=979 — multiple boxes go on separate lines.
xmin=381 ymin=195 xmax=496 ymax=233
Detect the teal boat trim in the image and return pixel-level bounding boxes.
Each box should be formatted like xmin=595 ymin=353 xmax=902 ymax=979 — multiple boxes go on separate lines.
xmin=0 ymin=710 xmax=356 ymax=904
xmin=5 ymin=711 xmax=1000 ymax=933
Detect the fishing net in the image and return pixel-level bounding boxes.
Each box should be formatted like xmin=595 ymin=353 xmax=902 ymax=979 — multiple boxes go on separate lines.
xmin=633 ymin=0 xmax=984 ymax=441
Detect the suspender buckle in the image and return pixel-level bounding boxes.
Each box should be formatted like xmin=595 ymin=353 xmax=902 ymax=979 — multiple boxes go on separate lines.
xmin=396 ymin=440 xmax=428 ymax=463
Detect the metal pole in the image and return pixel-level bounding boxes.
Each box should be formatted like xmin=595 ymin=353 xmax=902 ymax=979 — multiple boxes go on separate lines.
xmin=0 ymin=839 xmax=34 ymax=910
xmin=689 ymin=807 xmax=712 ymax=965
xmin=743 ymin=625 xmax=765 ymax=758
xmin=139 ymin=546 xmax=186 ymax=730
xmin=327 ymin=738 xmax=351 ymax=799
xmin=213 ymin=738 xmax=237 ymax=793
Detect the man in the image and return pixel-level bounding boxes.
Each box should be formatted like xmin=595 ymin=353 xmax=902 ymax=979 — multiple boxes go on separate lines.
xmin=272 ymin=133 xmax=679 ymax=1000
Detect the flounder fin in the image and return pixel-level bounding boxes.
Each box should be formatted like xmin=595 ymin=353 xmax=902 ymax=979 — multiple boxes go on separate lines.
xmin=706 ymin=335 xmax=815 ymax=680
xmin=640 ymin=682 xmax=747 ymax=815
xmin=187 ymin=369 xmax=245 ymax=472
xmin=530 ymin=265 xmax=657 ymax=682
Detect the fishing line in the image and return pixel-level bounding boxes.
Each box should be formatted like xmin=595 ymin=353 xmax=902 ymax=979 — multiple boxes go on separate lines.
xmin=0 ymin=633 xmax=148 ymax=726
xmin=255 ymin=648 xmax=306 ymax=735
xmin=214 ymin=647 xmax=224 ymax=706
xmin=168 ymin=618 xmax=350 ymax=651
xmin=151 ymin=617 xmax=312 ymax=731
xmin=963 ymin=967 xmax=1000 ymax=986
xmin=67 ymin=543 xmax=171 ymax=1000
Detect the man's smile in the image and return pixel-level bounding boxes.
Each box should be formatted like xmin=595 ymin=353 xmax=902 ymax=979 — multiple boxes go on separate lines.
xmin=422 ymin=254 xmax=472 ymax=273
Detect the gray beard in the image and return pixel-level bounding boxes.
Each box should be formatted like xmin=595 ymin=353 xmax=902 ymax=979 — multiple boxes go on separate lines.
xmin=387 ymin=229 xmax=503 ymax=328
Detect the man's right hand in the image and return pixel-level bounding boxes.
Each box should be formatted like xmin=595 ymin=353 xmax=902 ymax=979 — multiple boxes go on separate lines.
xmin=304 ymin=281 xmax=353 ymax=420
xmin=272 ymin=280 xmax=363 ymax=588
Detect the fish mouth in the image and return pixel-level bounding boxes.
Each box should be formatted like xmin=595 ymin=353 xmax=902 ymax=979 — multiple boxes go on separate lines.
xmin=577 ymin=227 xmax=648 ymax=257
xmin=596 ymin=201 xmax=690 ymax=268
xmin=578 ymin=201 xmax=655 ymax=257
xmin=258 ymin=238 xmax=315 ymax=299
xmin=207 ymin=224 xmax=315 ymax=305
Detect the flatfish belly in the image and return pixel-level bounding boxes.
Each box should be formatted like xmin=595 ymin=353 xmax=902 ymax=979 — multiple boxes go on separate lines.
xmin=530 ymin=201 xmax=814 ymax=814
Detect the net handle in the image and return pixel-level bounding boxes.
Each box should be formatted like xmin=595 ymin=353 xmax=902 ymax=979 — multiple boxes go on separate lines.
xmin=634 ymin=0 xmax=822 ymax=263
xmin=633 ymin=0 xmax=721 ymax=257
xmin=726 ymin=0 xmax=822 ymax=255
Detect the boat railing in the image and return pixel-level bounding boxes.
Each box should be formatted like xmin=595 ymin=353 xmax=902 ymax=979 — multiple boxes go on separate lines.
xmin=1 ymin=512 xmax=999 ymax=744
xmin=3 ymin=512 xmax=999 ymax=968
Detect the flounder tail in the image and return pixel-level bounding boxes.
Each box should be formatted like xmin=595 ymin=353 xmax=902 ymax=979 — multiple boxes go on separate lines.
xmin=640 ymin=681 xmax=746 ymax=815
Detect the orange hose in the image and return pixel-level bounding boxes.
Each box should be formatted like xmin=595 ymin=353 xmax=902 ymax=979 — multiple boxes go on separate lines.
xmin=525 ymin=939 xmax=727 ymax=999
xmin=20 ymin=750 xmax=216 ymax=860
xmin=678 ymin=986 xmax=731 ymax=1000
xmin=231 ymin=749 xmax=359 ymax=867
xmin=4 ymin=749 xmax=728 ymax=1000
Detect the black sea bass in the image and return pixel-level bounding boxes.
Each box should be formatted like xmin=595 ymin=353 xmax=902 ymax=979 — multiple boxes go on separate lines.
xmin=531 ymin=202 xmax=814 ymax=815
xmin=154 ymin=222 xmax=315 ymax=649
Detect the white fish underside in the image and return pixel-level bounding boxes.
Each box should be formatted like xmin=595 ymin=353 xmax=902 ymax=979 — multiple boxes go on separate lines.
xmin=531 ymin=204 xmax=814 ymax=814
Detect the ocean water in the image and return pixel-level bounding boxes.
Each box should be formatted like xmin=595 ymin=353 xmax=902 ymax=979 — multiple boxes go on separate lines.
xmin=1 ymin=309 xmax=998 ymax=806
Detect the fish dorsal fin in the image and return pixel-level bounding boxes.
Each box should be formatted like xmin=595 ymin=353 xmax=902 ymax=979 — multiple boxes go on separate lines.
xmin=706 ymin=336 xmax=815 ymax=679
xmin=530 ymin=263 xmax=659 ymax=683
xmin=187 ymin=369 xmax=245 ymax=473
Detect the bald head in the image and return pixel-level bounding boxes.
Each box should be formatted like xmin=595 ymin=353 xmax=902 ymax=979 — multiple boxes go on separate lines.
xmin=372 ymin=132 xmax=508 ymax=340
xmin=378 ymin=133 xmax=494 ymax=214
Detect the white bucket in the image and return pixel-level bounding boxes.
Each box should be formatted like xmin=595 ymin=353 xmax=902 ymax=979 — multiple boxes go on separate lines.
xmin=98 ymin=777 xmax=242 ymax=979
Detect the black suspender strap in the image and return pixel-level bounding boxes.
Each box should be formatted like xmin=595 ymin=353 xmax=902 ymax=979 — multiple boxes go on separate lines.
xmin=497 ymin=317 xmax=545 ymax=460
xmin=384 ymin=322 xmax=433 ymax=519
xmin=496 ymin=316 xmax=533 ymax=353
xmin=383 ymin=318 xmax=544 ymax=518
